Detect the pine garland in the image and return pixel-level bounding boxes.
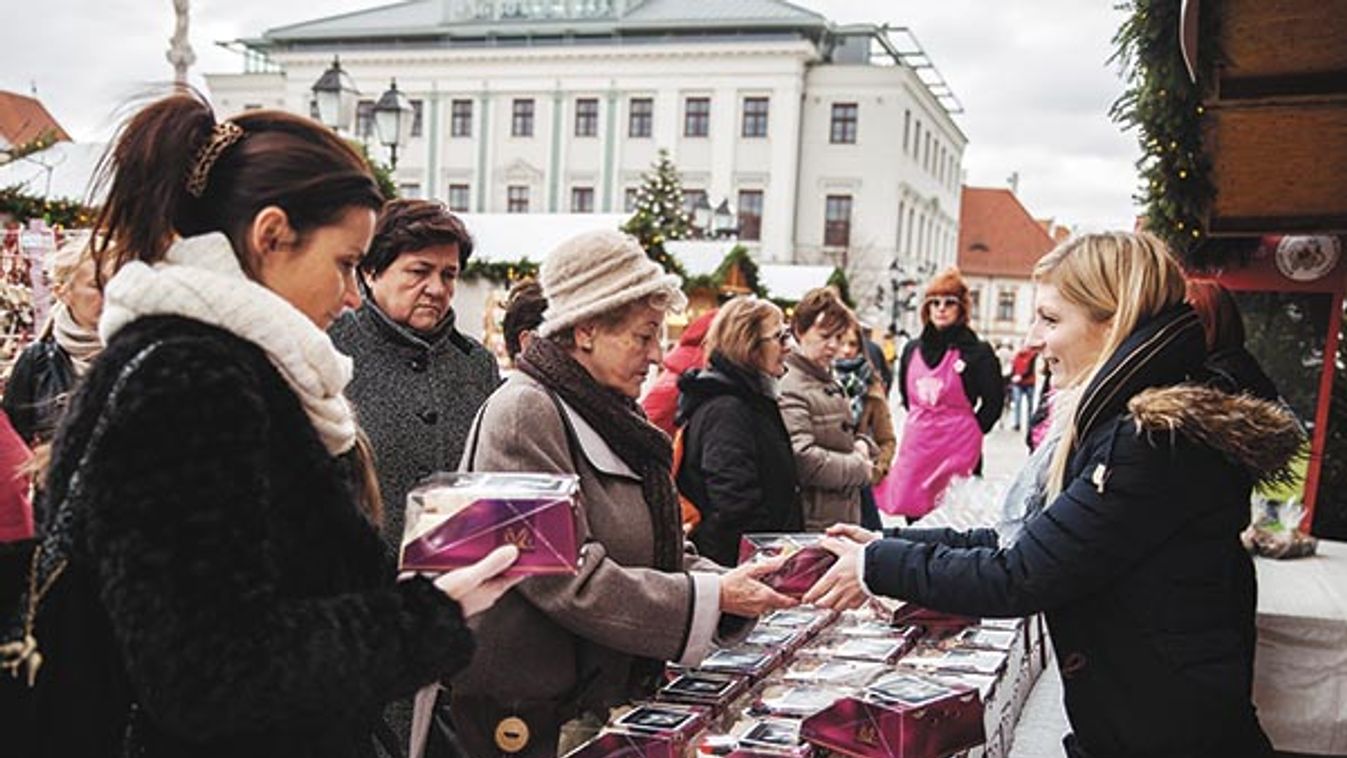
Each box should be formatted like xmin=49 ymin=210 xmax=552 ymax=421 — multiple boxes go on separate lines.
xmin=1110 ymin=0 xmax=1222 ymax=267
xmin=0 ymin=185 xmax=95 ymax=228
xmin=461 ymin=257 xmax=539 ymax=284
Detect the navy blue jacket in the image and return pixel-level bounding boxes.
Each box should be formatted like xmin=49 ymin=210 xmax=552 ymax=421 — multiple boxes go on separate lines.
xmin=866 ymin=307 xmax=1301 ymax=758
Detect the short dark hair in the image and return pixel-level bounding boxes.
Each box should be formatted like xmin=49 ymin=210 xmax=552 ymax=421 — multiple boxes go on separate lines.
xmin=791 ymin=286 xmax=855 ymax=337
xmin=503 ymin=279 xmax=547 ymax=359
xmin=363 ymin=199 xmax=474 ymax=277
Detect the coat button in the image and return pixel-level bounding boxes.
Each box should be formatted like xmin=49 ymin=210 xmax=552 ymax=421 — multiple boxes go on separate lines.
xmin=418 ymin=410 xmax=439 ymax=425
xmin=408 ymin=355 xmax=428 ymax=372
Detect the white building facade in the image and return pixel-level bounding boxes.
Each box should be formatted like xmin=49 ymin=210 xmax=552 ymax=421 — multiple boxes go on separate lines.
xmin=206 ymin=0 xmax=966 ymax=318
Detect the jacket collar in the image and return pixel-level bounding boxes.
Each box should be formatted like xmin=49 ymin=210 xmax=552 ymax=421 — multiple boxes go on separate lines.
xmin=1071 ymin=304 xmax=1206 ymax=445
xmin=785 ymin=348 xmax=834 ymax=384
xmin=355 ymin=279 xmax=467 ymax=354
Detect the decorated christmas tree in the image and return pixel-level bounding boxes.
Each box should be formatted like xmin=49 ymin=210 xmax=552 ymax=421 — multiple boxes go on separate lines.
xmin=622 ymin=149 xmax=691 ymax=277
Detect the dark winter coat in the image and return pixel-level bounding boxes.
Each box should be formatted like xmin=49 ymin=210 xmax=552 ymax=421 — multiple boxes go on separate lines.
xmin=898 ymin=323 xmax=1003 ymax=433
xmin=14 ymin=316 xmax=474 ymax=758
xmin=865 ymin=306 xmax=1300 ymax=758
xmin=330 ymin=300 xmax=499 ymax=553
xmin=675 ymin=353 xmax=802 ymax=566
xmin=2 ymin=332 xmax=76 ymax=445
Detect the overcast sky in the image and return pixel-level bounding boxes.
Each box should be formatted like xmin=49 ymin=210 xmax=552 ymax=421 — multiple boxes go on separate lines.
xmin=1 ymin=0 xmax=1142 ymax=230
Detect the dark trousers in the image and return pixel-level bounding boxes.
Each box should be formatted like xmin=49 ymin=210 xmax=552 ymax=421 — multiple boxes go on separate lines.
xmin=860 ymin=486 xmax=883 ymax=530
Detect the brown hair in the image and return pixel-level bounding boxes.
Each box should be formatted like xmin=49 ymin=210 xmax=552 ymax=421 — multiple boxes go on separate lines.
xmin=86 ymin=87 xmax=386 ymax=523
xmin=89 ymin=88 xmax=383 ymax=280
xmin=503 ymin=278 xmax=547 ymax=359
xmin=920 ymin=267 xmax=971 ymax=327
xmin=791 ymin=287 xmax=855 ymax=337
xmin=704 ymin=296 xmax=783 ymax=370
xmin=363 ymin=198 xmax=475 ymax=277
xmin=1185 ymin=279 xmax=1245 ymax=353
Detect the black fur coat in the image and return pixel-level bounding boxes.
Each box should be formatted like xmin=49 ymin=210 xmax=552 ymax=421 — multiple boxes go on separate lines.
xmin=12 ymin=316 xmax=474 ymax=758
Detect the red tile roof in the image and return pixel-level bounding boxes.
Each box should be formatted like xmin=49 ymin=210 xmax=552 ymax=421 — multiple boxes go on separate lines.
xmin=958 ymin=187 xmax=1057 ymax=278
xmin=0 ymin=91 xmax=71 ymax=148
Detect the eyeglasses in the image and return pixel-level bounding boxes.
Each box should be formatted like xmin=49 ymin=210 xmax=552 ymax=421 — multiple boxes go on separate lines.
xmin=759 ymin=326 xmax=792 ymax=345
xmin=925 ymin=296 xmax=961 ymax=310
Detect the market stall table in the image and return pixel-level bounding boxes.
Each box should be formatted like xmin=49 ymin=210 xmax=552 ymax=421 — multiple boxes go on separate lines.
xmin=1253 ymin=539 xmax=1347 ymax=755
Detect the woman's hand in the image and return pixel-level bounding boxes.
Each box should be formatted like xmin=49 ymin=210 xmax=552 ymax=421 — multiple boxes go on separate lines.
xmin=802 ymin=536 xmax=870 ymax=611
xmin=719 ymin=556 xmax=799 ymax=617
xmin=825 ymin=522 xmax=882 ymax=545
xmin=431 ymin=544 xmax=523 ymax=618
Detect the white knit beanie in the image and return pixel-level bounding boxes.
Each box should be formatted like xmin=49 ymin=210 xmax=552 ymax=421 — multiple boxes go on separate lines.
xmin=538 ymin=229 xmax=688 ymax=338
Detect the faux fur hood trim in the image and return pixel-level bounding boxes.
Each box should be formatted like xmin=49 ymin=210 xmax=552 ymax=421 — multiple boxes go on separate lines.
xmin=1127 ymin=384 xmax=1305 ymax=487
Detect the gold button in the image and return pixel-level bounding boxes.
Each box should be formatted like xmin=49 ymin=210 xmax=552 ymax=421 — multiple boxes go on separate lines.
xmin=494 ymin=716 xmax=530 ymax=753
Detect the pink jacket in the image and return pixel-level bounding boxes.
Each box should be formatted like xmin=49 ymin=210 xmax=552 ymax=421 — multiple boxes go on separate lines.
xmin=0 ymin=409 xmax=33 ymax=542
xmin=642 ymin=309 xmax=717 ymax=437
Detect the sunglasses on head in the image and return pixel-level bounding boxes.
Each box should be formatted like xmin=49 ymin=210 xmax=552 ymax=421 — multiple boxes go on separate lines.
xmin=925 ymin=296 xmax=961 ymax=309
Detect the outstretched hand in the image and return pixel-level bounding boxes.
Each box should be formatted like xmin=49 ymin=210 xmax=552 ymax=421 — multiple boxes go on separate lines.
xmin=802 ymin=536 xmax=870 ymax=611
xmin=432 ymin=544 xmax=523 ymax=618
xmin=719 ymin=554 xmax=799 ymax=617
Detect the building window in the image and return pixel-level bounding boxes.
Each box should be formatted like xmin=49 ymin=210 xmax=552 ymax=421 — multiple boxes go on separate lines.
xmin=575 ymin=98 xmax=598 ymax=137
xmin=451 ymin=99 xmax=473 ymax=137
xmin=447 ymin=184 xmax=471 ymax=212
xmin=824 ymin=195 xmax=852 ymax=247
xmin=405 ymin=100 xmax=424 ymax=138
xmin=684 ymin=97 xmax=710 ymax=137
xmin=683 ymin=188 xmax=707 ymax=214
xmin=924 ymin=133 xmax=932 ymax=172
xmin=742 ymin=97 xmax=769 ymax=138
xmin=309 ymin=99 xmax=320 ymax=121
xmin=624 ymin=187 xmax=639 ymax=212
xmin=571 ymin=186 xmax=595 ymax=213
xmin=399 ymin=183 xmax=422 ymax=199
xmin=356 ymin=99 xmax=375 ymax=139
xmin=830 ymin=103 xmax=858 ymax=144
xmin=629 ymin=97 xmax=653 ymax=138
xmin=997 ymin=289 xmax=1016 ymax=322
xmin=912 ymin=120 xmax=921 ymax=158
xmin=903 ymin=110 xmax=910 ymax=153
xmin=970 ymin=289 xmax=982 ymax=319
xmin=512 ymin=99 xmax=535 ymax=137
xmin=737 ymin=190 xmax=763 ymax=242
xmin=507 ymin=185 xmax=529 ymax=213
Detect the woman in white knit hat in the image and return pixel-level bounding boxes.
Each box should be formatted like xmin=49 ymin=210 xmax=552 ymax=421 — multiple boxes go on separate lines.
xmin=453 ymin=229 xmax=796 ymax=757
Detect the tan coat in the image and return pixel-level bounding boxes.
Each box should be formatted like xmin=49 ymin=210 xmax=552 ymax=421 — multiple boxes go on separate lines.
xmin=452 ymin=372 xmax=725 ymax=722
xmin=778 ymin=351 xmax=873 ymax=530
xmin=859 ymin=379 xmax=897 ymax=483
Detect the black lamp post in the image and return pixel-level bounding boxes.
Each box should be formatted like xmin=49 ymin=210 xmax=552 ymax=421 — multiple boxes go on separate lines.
xmin=373 ymin=78 xmax=413 ymax=169
xmin=310 ymin=56 xmax=359 ymax=132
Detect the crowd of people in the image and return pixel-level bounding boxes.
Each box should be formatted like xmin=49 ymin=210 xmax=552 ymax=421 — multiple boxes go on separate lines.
xmin=0 ymin=93 xmax=1297 ymax=758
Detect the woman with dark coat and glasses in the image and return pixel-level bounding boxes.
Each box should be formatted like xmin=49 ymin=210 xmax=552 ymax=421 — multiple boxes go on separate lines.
xmin=674 ymin=296 xmax=803 ymax=566
xmin=887 ymin=268 xmax=1003 ymax=520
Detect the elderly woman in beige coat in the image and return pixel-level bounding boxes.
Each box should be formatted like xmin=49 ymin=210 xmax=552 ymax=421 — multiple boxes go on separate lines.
xmin=779 ymin=287 xmax=876 ymax=531
xmin=452 ymin=230 xmax=795 ymax=757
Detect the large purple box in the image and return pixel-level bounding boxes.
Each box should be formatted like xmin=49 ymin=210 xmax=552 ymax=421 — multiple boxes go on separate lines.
xmin=759 ymin=546 xmax=838 ymax=599
xmin=400 ymin=472 xmax=581 ymax=576
xmin=800 ymin=675 xmax=984 ymax=758
xmin=738 ymin=533 xmax=824 ymax=565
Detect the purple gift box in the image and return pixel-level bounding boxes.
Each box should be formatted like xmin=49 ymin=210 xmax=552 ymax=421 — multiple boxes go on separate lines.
xmin=562 ymin=730 xmax=678 ymax=758
xmin=891 ymin=603 xmax=978 ymax=636
xmin=738 ymin=533 xmax=824 ymax=565
xmin=800 ymin=676 xmax=984 ymax=758
xmin=759 ymin=546 xmax=837 ymax=599
xmin=656 ymin=672 xmax=750 ymax=712
xmin=399 ymin=472 xmax=580 ymax=576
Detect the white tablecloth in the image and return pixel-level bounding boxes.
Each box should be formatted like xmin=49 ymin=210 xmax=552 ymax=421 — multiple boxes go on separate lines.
xmin=1253 ymin=539 xmax=1347 ymax=755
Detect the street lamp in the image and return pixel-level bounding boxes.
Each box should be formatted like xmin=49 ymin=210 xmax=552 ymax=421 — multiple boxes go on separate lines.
xmin=690 ymin=194 xmax=713 ymax=236
xmin=310 ymin=56 xmax=360 ymax=132
xmin=374 ymin=78 xmax=413 ymax=169
xmin=712 ymin=199 xmax=737 ymax=239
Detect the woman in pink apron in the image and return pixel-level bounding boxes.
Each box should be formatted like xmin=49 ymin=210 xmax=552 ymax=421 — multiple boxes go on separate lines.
xmin=882 ymin=268 xmax=1003 ymax=519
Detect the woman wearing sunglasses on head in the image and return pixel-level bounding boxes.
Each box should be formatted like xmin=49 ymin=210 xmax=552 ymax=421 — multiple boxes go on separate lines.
xmin=674 ymin=296 xmax=803 ymax=566
xmin=888 ymin=268 xmax=1003 ymax=520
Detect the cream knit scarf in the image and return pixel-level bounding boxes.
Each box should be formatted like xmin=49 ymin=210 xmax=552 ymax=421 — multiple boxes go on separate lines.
xmin=99 ymin=232 xmax=356 ymax=455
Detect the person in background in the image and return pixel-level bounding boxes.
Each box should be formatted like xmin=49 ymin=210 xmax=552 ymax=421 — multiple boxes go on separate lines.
xmin=0 ymin=409 xmax=31 ymax=543
xmin=1 ymin=90 xmax=515 ymax=758
xmin=779 ymin=287 xmax=875 ymax=531
xmin=1185 ymin=280 xmax=1278 ymax=402
xmin=835 ymin=322 xmax=896 ymax=531
xmin=329 ymin=198 xmax=500 ymax=554
xmin=3 ymin=235 xmax=106 ymax=446
xmin=502 ymin=278 xmax=547 ymax=366
xmin=807 ymin=232 xmax=1298 ymax=758
xmin=675 ymin=296 xmax=801 ymax=566
xmin=454 ymin=230 xmax=794 ymax=757
xmin=642 ymin=308 xmax=717 ymax=437
xmin=1008 ymin=343 xmax=1039 ymax=431
xmin=887 ymin=268 xmax=1002 ymax=520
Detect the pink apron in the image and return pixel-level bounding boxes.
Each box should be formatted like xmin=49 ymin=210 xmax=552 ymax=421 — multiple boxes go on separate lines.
xmin=877 ymin=347 xmax=982 ymax=518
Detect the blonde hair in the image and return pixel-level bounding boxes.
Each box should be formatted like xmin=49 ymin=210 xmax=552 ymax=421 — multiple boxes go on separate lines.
xmin=1036 ymin=232 xmax=1187 ymax=497
xmin=703 ymin=296 xmax=784 ymax=370
xmin=47 ymin=233 xmax=96 ymax=294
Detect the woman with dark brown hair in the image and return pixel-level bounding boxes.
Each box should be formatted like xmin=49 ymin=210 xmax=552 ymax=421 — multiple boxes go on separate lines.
xmin=0 ymin=91 xmax=516 ymax=758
